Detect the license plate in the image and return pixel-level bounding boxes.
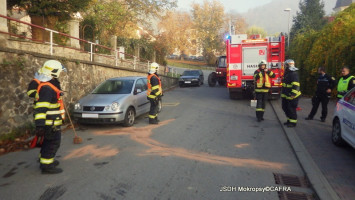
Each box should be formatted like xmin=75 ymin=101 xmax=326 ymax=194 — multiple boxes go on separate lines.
xmin=82 ymin=113 xmax=99 ymax=118
xmin=185 ymin=81 xmax=191 ymax=84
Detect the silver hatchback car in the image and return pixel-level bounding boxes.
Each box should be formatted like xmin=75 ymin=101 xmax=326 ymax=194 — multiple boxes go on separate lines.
xmin=73 ymin=76 xmax=161 ymax=126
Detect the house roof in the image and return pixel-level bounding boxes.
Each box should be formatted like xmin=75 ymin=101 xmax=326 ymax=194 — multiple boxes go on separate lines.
xmin=334 ymin=0 xmax=354 ymax=8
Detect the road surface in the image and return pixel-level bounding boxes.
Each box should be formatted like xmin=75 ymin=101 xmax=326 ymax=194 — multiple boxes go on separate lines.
xmin=0 ymin=72 xmax=308 ymax=200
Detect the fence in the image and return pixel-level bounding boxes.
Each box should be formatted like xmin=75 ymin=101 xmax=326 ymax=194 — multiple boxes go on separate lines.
xmin=0 ymin=14 xmax=158 ymax=73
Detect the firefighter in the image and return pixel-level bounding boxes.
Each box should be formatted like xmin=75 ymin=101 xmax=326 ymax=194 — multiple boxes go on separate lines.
xmin=254 ymin=60 xmax=275 ymax=122
xmin=305 ymin=67 xmax=336 ymax=122
xmin=147 ymin=62 xmax=162 ymax=124
xmin=33 ymin=60 xmax=66 ymax=174
xmin=336 ymin=66 xmax=355 ymax=99
xmin=281 ymin=59 xmax=301 ymax=128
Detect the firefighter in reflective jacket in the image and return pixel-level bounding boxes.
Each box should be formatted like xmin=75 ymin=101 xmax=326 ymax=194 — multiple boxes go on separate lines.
xmin=336 ymin=66 xmax=355 ymax=99
xmin=147 ymin=62 xmax=162 ymax=124
xmin=33 ymin=60 xmax=66 ymax=174
xmin=281 ymin=59 xmax=301 ymax=128
xmin=254 ymin=60 xmax=275 ymax=122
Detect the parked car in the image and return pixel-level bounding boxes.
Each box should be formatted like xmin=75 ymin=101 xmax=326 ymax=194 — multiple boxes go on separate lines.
xmin=179 ymin=70 xmax=204 ymax=87
xmin=168 ymin=54 xmax=178 ymax=59
xmin=189 ymin=55 xmax=197 ymax=60
xmin=332 ymin=87 xmax=355 ymax=148
xmin=197 ymin=56 xmax=204 ymax=61
xmin=73 ymin=76 xmax=162 ymax=127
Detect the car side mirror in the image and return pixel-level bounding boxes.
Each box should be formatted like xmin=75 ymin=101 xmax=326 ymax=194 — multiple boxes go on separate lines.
xmin=134 ymin=88 xmax=142 ymax=95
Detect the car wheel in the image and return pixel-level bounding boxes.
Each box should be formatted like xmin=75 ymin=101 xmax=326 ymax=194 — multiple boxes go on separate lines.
xmin=332 ymin=118 xmax=345 ymax=146
xmin=157 ymin=98 xmax=162 ymax=113
xmin=123 ymin=107 xmax=135 ymax=127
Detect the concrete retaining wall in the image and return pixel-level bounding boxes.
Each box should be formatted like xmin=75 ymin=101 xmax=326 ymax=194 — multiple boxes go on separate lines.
xmin=0 ymin=46 xmax=178 ymax=136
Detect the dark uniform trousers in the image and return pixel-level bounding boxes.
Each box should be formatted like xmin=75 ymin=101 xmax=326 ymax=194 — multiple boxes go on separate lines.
xmin=309 ymin=94 xmax=329 ymax=120
xmin=282 ymin=97 xmax=299 ymax=124
xmin=149 ymin=98 xmax=159 ymax=119
xmin=256 ymin=92 xmax=268 ymax=119
xmin=40 ymin=127 xmax=61 ymax=168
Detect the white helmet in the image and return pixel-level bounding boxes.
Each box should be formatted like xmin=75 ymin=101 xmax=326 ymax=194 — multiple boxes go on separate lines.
xmin=149 ymin=62 xmax=159 ymax=74
xmin=258 ymin=60 xmax=267 ymax=67
xmin=38 ymin=60 xmax=67 ymax=78
xmin=285 ymin=59 xmax=298 ymax=71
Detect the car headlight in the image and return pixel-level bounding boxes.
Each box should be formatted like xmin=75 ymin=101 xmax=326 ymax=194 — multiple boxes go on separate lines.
xmin=74 ymin=103 xmax=81 ymax=110
xmin=111 ymin=102 xmax=119 ymax=112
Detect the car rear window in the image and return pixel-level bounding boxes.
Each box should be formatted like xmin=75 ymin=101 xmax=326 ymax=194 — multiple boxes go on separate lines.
xmin=344 ymin=90 xmax=355 ymax=106
xmin=92 ymin=80 xmax=134 ymax=94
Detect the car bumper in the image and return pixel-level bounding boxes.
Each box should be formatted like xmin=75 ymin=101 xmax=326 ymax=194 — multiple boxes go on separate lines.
xmin=179 ymin=80 xmax=200 ymax=85
xmin=74 ymin=112 xmax=124 ymax=124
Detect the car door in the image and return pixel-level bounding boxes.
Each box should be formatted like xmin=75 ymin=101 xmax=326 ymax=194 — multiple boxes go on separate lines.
xmin=341 ymin=89 xmax=355 ymax=147
xmin=134 ymin=79 xmax=148 ymax=116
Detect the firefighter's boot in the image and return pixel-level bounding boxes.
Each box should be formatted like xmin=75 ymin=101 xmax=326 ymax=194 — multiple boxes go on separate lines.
xmin=149 ymin=118 xmax=158 ymax=124
xmin=41 ymin=164 xmax=63 ymax=174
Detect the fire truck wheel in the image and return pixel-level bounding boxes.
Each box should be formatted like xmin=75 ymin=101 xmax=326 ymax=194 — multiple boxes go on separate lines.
xmin=208 ymin=73 xmax=217 ymax=87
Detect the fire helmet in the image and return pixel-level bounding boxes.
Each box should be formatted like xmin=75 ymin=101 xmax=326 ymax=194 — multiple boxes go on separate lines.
xmin=258 ymin=60 xmax=267 ymax=68
xmin=149 ymin=62 xmax=159 ymax=74
xmin=284 ymin=59 xmax=298 ymax=71
xmin=38 ymin=60 xmax=67 ymax=78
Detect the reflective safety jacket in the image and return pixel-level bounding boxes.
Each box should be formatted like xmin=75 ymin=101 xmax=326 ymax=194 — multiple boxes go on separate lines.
xmin=34 ymin=81 xmax=65 ymax=127
xmin=281 ymin=70 xmax=301 ymax=100
xmin=337 ymin=75 xmax=355 ymax=98
xmin=147 ymin=73 xmax=162 ymax=99
xmin=254 ymin=69 xmax=275 ymax=92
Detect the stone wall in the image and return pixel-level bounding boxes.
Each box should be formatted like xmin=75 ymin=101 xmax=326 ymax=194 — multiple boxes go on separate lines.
xmin=0 ymin=47 xmax=178 ymax=136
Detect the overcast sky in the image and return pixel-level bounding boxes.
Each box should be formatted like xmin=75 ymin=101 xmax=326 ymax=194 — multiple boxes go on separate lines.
xmin=177 ymin=0 xmax=337 ymax=14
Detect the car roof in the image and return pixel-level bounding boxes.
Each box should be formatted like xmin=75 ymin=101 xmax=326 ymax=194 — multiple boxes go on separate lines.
xmin=107 ymin=76 xmax=146 ymax=81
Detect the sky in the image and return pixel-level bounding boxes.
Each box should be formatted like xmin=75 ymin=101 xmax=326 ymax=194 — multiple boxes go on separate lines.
xmin=177 ymin=0 xmax=337 ymax=14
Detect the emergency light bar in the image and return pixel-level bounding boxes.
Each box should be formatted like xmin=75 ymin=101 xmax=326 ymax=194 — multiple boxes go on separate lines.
xmin=242 ymin=39 xmax=268 ymax=43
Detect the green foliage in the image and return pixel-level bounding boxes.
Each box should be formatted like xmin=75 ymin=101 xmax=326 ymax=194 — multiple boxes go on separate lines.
xmin=290 ymin=0 xmax=326 ymax=40
xmin=290 ymin=4 xmax=355 ymax=95
xmin=8 ymin=0 xmax=91 ymax=19
xmin=0 ymin=122 xmax=35 ymax=142
xmin=1 ymin=57 xmax=26 ymax=70
xmin=246 ymin=26 xmax=268 ymax=38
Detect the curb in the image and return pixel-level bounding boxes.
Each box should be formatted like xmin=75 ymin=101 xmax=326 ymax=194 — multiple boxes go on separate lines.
xmin=270 ymin=101 xmax=340 ymax=200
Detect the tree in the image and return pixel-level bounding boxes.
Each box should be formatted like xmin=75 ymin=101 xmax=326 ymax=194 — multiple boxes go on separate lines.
xmin=246 ymin=26 xmax=268 ymax=38
xmin=8 ymin=0 xmax=91 ymax=41
xmin=224 ymin=12 xmax=248 ymax=34
xmin=290 ymin=0 xmax=326 ymax=40
xmin=158 ymin=11 xmax=193 ymax=55
xmin=192 ymin=0 xmax=225 ymax=64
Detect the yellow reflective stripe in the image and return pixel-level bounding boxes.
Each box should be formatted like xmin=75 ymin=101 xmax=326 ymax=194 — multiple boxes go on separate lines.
xmin=49 ymin=103 xmax=60 ymax=109
xmin=46 ymin=110 xmax=62 ymax=115
xmin=292 ymin=82 xmax=300 ymax=86
xmin=35 ymin=102 xmax=51 ymax=108
xmin=148 ymin=95 xmax=156 ymax=99
xmin=269 ymin=71 xmax=274 ymax=76
xmin=152 ymin=85 xmax=160 ymax=90
xmin=40 ymin=157 xmax=54 ymax=164
xmin=149 ymin=115 xmax=157 ymax=119
xmin=155 ymin=91 xmax=161 ymax=95
xmin=289 ymin=119 xmax=297 ymax=123
xmin=256 ymin=108 xmax=265 ymax=111
xmin=291 ymin=89 xmax=301 ymax=94
xmin=35 ymin=113 xmax=46 ymax=120
xmin=27 ymin=90 xmax=36 ymax=96
xmin=45 ymin=120 xmax=63 ymax=126
xmin=255 ymin=89 xmax=269 ymax=92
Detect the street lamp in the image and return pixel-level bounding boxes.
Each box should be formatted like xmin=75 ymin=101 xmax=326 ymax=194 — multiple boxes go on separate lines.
xmin=284 ymin=8 xmax=291 ymax=49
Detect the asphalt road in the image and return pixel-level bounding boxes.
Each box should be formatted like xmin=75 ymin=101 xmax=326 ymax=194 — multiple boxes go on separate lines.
xmin=0 ymin=72 xmax=307 ymax=200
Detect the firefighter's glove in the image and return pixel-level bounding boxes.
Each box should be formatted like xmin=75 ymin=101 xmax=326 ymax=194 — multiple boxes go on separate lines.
xmin=35 ymin=126 xmax=46 ymax=136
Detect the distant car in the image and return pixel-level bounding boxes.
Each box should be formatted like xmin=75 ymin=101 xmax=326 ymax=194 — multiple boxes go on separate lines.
xmin=197 ymin=56 xmax=204 ymax=61
xmin=332 ymin=87 xmax=355 ymax=148
xmin=189 ymin=56 xmax=197 ymax=60
xmin=73 ymin=76 xmax=162 ymax=127
xmin=179 ymin=70 xmax=204 ymax=87
xmin=168 ymin=54 xmax=178 ymax=59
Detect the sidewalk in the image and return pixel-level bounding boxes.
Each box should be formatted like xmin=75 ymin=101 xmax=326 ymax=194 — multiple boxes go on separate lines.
xmin=271 ymin=97 xmax=355 ymax=200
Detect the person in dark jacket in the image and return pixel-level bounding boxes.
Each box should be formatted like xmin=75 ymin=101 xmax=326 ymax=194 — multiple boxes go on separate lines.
xmin=254 ymin=60 xmax=275 ymax=122
xmin=147 ymin=62 xmax=163 ymax=124
xmin=281 ymin=59 xmax=301 ymax=128
xmin=336 ymin=66 xmax=355 ymax=99
xmin=305 ymin=67 xmax=336 ymax=122
xmin=32 ymin=60 xmax=66 ymax=174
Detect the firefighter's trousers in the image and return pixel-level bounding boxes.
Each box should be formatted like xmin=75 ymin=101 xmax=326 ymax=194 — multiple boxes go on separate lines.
xmin=256 ymin=92 xmax=268 ymax=120
xmin=149 ymin=98 xmax=158 ymax=120
xmin=308 ymin=94 xmax=329 ymax=120
xmin=282 ymin=97 xmax=299 ymax=125
xmin=40 ymin=126 xmax=61 ymax=168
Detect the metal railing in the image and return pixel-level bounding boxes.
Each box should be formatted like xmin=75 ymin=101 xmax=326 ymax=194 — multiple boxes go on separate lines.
xmin=0 ymin=14 xmax=154 ymax=72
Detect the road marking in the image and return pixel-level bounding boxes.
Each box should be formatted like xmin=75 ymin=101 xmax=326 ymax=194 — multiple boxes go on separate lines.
xmin=162 ymin=102 xmax=180 ymax=107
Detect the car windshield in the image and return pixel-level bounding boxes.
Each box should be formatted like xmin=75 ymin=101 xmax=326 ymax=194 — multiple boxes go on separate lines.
xmin=92 ymin=80 xmax=134 ymax=94
xmin=183 ymin=71 xmax=200 ymax=76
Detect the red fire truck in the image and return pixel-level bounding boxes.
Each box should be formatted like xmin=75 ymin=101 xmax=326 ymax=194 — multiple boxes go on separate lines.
xmin=226 ymin=34 xmax=285 ymax=99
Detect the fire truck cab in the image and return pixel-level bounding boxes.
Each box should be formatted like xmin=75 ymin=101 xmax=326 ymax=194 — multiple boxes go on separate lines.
xmin=226 ymin=34 xmax=285 ymax=99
